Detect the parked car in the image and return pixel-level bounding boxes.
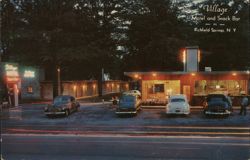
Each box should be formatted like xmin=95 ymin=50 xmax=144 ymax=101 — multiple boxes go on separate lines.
xmin=123 ymin=90 xmax=141 ymax=97
xmin=166 ymin=94 xmax=190 ymax=115
xmin=44 ymin=95 xmax=80 ymax=117
xmin=116 ymin=94 xmax=141 ymax=115
xmin=203 ymin=94 xmax=232 ymax=116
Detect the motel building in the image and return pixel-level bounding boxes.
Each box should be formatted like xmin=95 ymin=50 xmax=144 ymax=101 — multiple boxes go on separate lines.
xmin=124 ymin=47 xmax=250 ymax=106
xmin=0 ymin=62 xmax=43 ymax=106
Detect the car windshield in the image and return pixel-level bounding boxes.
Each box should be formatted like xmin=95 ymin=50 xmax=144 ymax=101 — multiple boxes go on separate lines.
xmin=53 ymin=96 xmax=70 ymax=104
xmin=120 ymin=96 xmax=135 ymax=102
xmin=171 ymin=98 xmax=185 ymax=103
xmin=207 ymin=95 xmax=226 ymax=102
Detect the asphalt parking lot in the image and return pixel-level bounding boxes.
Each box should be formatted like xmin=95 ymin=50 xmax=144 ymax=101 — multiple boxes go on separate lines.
xmin=2 ymin=102 xmax=250 ymax=127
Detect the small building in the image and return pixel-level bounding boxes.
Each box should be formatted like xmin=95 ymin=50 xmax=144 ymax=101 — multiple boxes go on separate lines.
xmin=40 ymin=80 xmax=129 ymax=100
xmin=20 ymin=66 xmax=44 ymax=100
xmin=0 ymin=62 xmax=44 ymax=105
xmin=124 ymin=71 xmax=250 ymax=105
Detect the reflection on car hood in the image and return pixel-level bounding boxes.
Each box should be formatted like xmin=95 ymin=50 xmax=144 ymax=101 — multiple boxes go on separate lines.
xmin=52 ymin=102 xmax=69 ymax=108
xmin=168 ymin=102 xmax=187 ymax=107
xmin=119 ymin=102 xmax=135 ymax=108
xmin=208 ymin=101 xmax=227 ymax=107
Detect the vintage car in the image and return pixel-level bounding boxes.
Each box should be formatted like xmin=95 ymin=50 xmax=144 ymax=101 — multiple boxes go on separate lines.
xmin=166 ymin=94 xmax=190 ymax=115
xmin=203 ymin=94 xmax=232 ymax=116
xmin=116 ymin=94 xmax=141 ymax=115
xmin=44 ymin=95 xmax=80 ymax=117
xmin=122 ymin=90 xmax=141 ymax=97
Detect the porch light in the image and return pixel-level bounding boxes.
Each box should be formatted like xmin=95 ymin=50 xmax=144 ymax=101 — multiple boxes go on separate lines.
xmin=125 ymin=84 xmax=129 ymax=88
xmin=82 ymin=85 xmax=86 ymax=89
xmin=232 ymin=73 xmax=237 ymax=76
xmin=191 ymin=73 xmax=196 ymax=76
xmin=93 ymin=84 xmax=96 ymax=89
xmin=134 ymin=74 xmax=139 ymax=78
xmin=73 ymin=85 xmax=77 ymax=91
xmin=216 ymin=85 xmax=220 ymax=89
xmin=152 ymin=73 xmax=157 ymax=77
xmin=198 ymin=49 xmax=201 ymax=62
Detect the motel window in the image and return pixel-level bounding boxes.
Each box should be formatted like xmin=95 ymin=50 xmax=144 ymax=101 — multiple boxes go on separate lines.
xmin=147 ymin=84 xmax=164 ymax=94
xmin=27 ymin=86 xmax=33 ymax=93
xmin=154 ymin=84 xmax=164 ymax=93
xmin=194 ymin=80 xmax=247 ymax=96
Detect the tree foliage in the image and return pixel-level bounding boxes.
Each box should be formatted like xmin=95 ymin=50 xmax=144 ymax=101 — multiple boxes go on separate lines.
xmin=1 ymin=0 xmax=249 ymax=81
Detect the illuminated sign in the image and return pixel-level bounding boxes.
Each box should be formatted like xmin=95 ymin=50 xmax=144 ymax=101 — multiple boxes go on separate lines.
xmin=5 ymin=64 xmax=19 ymax=77
xmin=24 ymin=70 xmax=35 ymax=78
xmin=4 ymin=63 xmax=19 ymax=82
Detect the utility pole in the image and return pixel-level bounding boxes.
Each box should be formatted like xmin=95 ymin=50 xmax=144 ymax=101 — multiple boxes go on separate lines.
xmin=57 ymin=67 xmax=61 ymax=95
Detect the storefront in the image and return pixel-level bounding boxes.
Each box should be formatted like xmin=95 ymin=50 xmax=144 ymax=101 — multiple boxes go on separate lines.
xmin=0 ymin=63 xmax=43 ymax=106
xmin=124 ymin=71 xmax=250 ymax=105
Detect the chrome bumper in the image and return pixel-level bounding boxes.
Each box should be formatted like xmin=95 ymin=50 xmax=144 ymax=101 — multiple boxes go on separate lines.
xmin=166 ymin=111 xmax=190 ymax=115
xmin=116 ymin=111 xmax=137 ymax=114
xmin=45 ymin=111 xmax=66 ymax=115
xmin=205 ymin=110 xmax=231 ymax=115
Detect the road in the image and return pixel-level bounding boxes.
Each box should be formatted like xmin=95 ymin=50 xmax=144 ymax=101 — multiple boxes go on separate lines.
xmin=1 ymin=103 xmax=250 ymax=159
xmin=1 ymin=134 xmax=250 ymax=160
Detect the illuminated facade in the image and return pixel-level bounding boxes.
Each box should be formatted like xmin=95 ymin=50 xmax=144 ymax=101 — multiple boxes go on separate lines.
xmin=125 ymin=71 xmax=250 ymax=105
xmin=0 ymin=63 xmax=43 ymax=102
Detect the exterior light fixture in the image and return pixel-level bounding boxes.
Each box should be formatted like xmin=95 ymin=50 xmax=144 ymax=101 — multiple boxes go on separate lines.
xmin=232 ymin=73 xmax=237 ymax=76
xmin=125 ymin=84 xmax=129 ymax=88
xmin=134 ymin=74 xmax=139 ymax=78
xmin=117 ymin=84 xmax=120 ymax=88
xmin=93 ymin=84 xmax=96 ymax=89
xmin=152 ymin=73 xmax=157 ymax=77
xmin=73 ymin=85 xmax=77 ymax=90
xmin=106 ymin=83 xmax=110 ymax=87
xmin=191 ymin=73 xmax=196 ymax=76
xmin=182 ymin=50 xmax=186 ymax=63
xmin=82 ymin=85 xmax=86 ymax=89
xmin=216 ymin=85 xmax=220 ymax=89
xmin=198 ymin=49 xmax=201 ymax=62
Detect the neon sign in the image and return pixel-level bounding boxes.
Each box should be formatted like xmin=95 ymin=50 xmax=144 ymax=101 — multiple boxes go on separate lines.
xmin=24 ymin=70 xmax=35 ymax=78
xmin=5 ymin=64 xmax=19 ymax=77
xmin=4 ymin=63 xmax=19 ymax=82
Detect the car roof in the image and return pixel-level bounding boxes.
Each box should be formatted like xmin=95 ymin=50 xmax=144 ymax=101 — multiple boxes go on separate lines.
xmin=55 ymin=95 xmax=73 ymax=99
xmin=170 ymin=94 xmax=186 ymax=99
xmin=121 ymin=94 xmax=136 ymax=98
xmin=207 ymin=94 xmax=227 ymax=97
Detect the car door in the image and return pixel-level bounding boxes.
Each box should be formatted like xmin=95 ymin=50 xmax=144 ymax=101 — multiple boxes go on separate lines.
xmin=70 ymin=96 xmax=76 ymax=111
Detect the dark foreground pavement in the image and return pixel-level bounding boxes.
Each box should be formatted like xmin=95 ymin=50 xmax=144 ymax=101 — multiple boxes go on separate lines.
xmin=1 ymin=134 xmax=250 ymax=160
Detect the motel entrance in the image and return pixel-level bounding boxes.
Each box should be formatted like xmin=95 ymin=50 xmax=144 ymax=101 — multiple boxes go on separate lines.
xmin=142 ymin=80 xmax=180 ymax=104
xmin=125 ymin=71 xmax=250 ymax=106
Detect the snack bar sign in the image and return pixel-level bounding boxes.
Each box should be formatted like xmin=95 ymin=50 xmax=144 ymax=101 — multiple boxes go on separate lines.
xmin=4 ymin=63 xmax=19 ymax=82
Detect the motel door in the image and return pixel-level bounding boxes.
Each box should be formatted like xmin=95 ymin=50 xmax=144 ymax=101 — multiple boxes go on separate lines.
xmin=183 ymin=85 xmax=191 ymax=102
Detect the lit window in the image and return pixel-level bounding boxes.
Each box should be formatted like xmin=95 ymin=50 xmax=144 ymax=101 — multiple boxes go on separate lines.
xmin=27 ymin=86 xmax=33 ymax=93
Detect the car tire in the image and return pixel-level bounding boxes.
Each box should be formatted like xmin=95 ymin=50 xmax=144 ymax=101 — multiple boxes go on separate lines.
xmin=77 ymin=106 xmax=80 ymax=112
xmin=65 ymin=110 xmax=69 ymax=117
xmin=46 ymin=115 xmax=52 ymax=118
